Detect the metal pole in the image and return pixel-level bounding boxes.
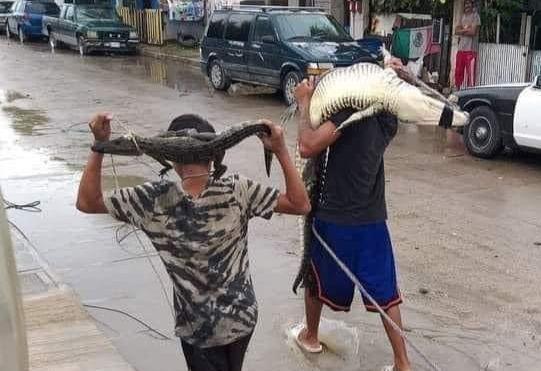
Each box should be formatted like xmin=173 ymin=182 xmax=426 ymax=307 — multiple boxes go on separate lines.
xmin=496 ymin=13 xmax=500 ymax=44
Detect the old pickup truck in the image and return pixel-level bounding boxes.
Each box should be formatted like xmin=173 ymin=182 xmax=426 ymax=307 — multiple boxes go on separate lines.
xmin=42 ymin=1 xmax=138 ymax=56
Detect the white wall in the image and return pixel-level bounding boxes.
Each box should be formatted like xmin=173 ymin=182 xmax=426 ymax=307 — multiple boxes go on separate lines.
xmin=349 ymin=0 xmax=369 ymax=39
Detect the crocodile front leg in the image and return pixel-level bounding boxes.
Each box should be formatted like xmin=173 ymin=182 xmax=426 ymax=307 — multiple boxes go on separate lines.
xmin=148 ymin=154 xmax=173 ymax=177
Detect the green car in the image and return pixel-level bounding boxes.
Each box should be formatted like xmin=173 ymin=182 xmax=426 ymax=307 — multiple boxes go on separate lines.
xmin=43 ymin=2 xmax=138 ymax=56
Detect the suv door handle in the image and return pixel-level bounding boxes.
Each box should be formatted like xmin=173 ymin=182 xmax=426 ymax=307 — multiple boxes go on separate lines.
xmin=252 ymin=43 xmax=261 ymax=49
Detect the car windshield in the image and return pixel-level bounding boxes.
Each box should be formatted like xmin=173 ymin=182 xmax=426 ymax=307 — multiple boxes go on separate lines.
xmin=76 ymin=6 xmax=119 ymax=21
xmin=0 ymin=2 xmax=13 ymax=12
xmin=274 ymin=14 xmax=352 ymax=43
xmin=27 ymin=2 xmax=59 ymax=15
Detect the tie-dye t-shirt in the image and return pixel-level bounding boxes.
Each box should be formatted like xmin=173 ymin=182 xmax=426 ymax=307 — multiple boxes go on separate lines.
xmin=104 ymin=174 xmax=279 ymax=347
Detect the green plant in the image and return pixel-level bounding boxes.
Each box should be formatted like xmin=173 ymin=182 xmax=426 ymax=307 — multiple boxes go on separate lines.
xmin=370 ymin=0 xmax=449 ymax=15
xmin=478 ymin=0 xmax=523 ymax=43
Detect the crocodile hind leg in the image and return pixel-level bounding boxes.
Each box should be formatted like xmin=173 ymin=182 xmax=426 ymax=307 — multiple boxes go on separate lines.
xmin=334 ymin=103 xmax=385 ymax=132
xmin=264 ymin=149 xmax=273 ymax=177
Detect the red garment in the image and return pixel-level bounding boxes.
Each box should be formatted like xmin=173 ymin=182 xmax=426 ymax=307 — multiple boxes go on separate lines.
xmin=455 ymin=50 xmax=477 ymax=89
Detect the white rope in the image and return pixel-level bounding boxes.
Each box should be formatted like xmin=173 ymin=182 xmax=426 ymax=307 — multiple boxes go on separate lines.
xmin=109 ymin=118 xmax=175 ymax=320
xmin=311 ymin=224 xmax=441 ymax=371
xmin=113 ymin=117 xmax=142 ymax=154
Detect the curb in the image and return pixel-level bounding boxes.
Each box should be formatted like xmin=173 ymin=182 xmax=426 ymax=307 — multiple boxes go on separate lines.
xmin=139 ymin=46 xmax=200 ymax=68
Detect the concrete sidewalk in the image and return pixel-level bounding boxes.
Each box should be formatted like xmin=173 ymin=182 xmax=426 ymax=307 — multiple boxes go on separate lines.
xmin=11 ymin=223 xmax=136 ymax=371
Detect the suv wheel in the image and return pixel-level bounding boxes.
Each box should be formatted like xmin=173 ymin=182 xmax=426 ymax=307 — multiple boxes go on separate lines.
xmin=463 ymin=106 xmax=503 ymax=158
xmin=78 ymin=36 xmax=87 ymax=56
xmin=208 ymin=59 xmax=229 ymax=90
xmin=282 ymin=70 xmax=301 ymax=106
xmin=49 ymin=32 xmax=57 ymax=50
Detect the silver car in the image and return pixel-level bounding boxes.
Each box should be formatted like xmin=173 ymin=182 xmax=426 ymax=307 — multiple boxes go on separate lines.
xmin=0 ymin=1 xmax=14 ymax=33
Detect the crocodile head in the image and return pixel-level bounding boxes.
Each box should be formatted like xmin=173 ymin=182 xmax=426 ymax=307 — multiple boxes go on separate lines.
xmin=91 ymin=135 xmax=141 ymax=156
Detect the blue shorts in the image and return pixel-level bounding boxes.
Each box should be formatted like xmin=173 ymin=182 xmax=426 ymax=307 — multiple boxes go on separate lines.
xmin=310 ymin=218 xmax=402 ymax=312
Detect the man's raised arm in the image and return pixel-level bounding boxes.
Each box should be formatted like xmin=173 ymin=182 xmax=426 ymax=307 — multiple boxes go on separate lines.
xmin=295 ymin=77 xmax=341 ymax=159
xmin=76 ymin=113 xmax=111 ymax=214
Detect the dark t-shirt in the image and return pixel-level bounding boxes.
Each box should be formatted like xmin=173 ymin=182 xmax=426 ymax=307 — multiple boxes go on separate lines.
xmin=315 ymin=108 xmax=398 ymax=225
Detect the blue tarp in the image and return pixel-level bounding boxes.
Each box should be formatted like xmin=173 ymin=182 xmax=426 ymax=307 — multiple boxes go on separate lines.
xmin=356 ymin=37 xmax=383 ymax=54
xmin=134 ymin=0 xmax=160 ymax=9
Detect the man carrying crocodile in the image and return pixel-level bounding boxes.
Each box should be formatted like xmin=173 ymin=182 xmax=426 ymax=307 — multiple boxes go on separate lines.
xmin=76 ymin=113 xmax=310 ymax=371
xmin=292 ymin=77 xmax=411 ymax=371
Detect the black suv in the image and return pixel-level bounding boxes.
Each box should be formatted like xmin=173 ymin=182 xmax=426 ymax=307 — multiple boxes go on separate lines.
xmin=200 ymin=6 xmax=377 ymax=105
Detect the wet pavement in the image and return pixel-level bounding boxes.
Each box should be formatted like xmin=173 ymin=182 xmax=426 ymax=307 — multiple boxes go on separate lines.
xmin=1 ymin=37 xmax=541 ymax=371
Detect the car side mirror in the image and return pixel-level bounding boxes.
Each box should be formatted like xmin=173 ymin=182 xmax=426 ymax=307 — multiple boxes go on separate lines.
xmin=261 ymin=35 xmax=275 ymax=44
xmin=535 ymin=75 xmax=541 ymax=89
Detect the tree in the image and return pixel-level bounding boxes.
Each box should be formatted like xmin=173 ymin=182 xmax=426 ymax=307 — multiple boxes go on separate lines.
xmin=370 ymin=0 xmax=450 ymax=16
xmin=478 ymin=0 xmax=524 ymax=43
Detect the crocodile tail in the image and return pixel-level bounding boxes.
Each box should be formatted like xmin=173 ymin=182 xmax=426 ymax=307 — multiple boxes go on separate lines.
xmin=291 ymin=148 xmax=321 ymax=295
xmin=280 ymin=103 xmax=298 ymax=126
xmin=292 ymin=215 xmax=314 ymax=294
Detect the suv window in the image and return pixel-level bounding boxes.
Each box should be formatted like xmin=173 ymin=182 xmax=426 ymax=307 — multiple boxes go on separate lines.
xmin=26 ymin=2 xmax=59 ymax=15
xmin=65 ymin=5 xmax=74 ymax=20
xmin=253 ymin=16 xmax=274 ymax=42
xmin=225 ymin=13 xmax=252 ymax=42
xmin=274 ymin=14 xmax=352 ymax=42
xmin=0 ymin=2 xmax=13 ymax=12
xmin=207 ymin=12 xmax=226 ymax=39
xmin=14 ymin=0 xmax=22 ymax=12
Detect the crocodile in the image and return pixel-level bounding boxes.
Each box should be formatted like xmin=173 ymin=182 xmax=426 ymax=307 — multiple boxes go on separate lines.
xmin=281 ymin=62 xmax=469 ymax=131
xmin=91 ymin=121 xmax=272 ymax=178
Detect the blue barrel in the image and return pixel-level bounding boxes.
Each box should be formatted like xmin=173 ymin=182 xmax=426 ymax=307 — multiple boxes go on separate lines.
xmin=356 ymin=37 xmax=384 ymax=54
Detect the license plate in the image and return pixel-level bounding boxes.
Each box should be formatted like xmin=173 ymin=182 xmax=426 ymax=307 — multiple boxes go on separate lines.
xmin=110 ymin=42 xmax=120 ymax=48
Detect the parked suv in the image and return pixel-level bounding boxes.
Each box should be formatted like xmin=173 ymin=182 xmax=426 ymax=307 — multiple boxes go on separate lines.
xmin=6 ymin=0 xmax=59 ymax=42
xmin=200 ymin=6 xmax=376 ymax=105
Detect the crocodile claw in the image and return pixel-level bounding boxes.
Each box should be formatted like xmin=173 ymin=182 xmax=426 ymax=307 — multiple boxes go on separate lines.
xmin=264 ymin=149 xmax=273 ymax=177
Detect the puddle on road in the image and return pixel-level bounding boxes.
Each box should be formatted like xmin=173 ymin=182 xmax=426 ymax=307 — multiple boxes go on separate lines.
xmin=88 ymin=56 xmax=206 ymax=97
xmin=2 ymin=106 xmax=49 ymax=136
xmin=284 ymin=317 xmax=360 ymax=369
xmin=398 ymin=124 xmax=465 ymax=156
xmin=0 ymin=97 xmax=62 ymax=180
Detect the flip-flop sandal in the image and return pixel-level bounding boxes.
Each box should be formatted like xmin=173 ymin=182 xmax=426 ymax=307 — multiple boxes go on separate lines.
xmin=380 ymin=365 xmax=395 ymax=371
xmin=291 ymin=323 xmax=323 ymax=353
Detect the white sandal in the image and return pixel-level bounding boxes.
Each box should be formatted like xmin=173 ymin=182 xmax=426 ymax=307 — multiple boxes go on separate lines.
xmin=291 ymin=323 xmax=323 ymax=353
xmin=380 ymin=365 xmax=395 ymax=371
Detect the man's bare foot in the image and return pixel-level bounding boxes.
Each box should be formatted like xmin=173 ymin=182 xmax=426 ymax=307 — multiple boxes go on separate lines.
xmin=292 ymin=324 xmax=323 ymax=353
xmin=381 ymin=364 xmax=412 ymax=371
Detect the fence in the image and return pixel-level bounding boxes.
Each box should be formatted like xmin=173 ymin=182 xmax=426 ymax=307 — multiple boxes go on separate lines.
xmin=118 ymin=7 xmax=164 ymax=45
xmin=476 ymin=43 xmax=529 ymax=85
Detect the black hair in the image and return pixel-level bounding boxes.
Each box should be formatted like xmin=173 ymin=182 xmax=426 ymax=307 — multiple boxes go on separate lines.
xmin=167 ymin=114 xmax=227 ymax=178
xmin=168 ymin=114 xmax=215 ymax=133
